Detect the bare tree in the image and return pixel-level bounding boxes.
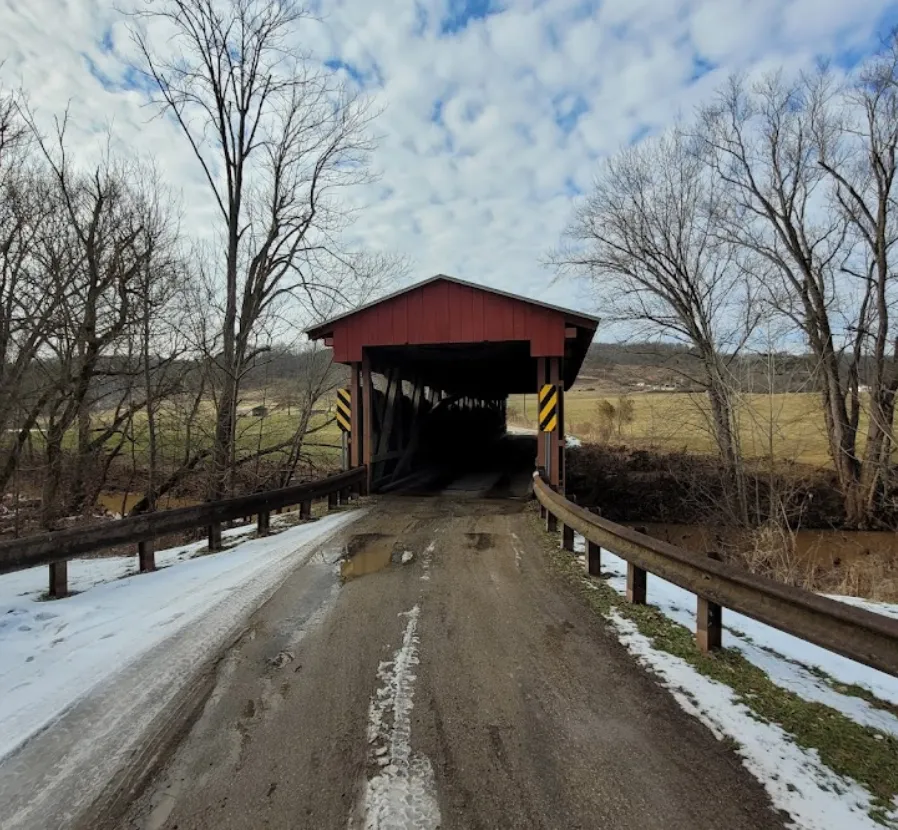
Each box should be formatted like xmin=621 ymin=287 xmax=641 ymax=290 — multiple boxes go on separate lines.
xmin=129 ymin=0 xmax=386 ymax=499
xmin=814 ymin=39 xmax=898 ymax=523
xmin=698 ymin=71 xmax=890 ymax=525
xmin=0 ymin=92 xmax=70 ymax=493
xmin=551 ymin=128 xmax=753 ymax=522
xmin=13 ymin=108 xmax=185 ymax=524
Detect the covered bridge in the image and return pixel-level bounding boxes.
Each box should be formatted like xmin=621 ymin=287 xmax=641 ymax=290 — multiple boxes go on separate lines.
xmin=306 ymin=275 xmax=598 ymax=493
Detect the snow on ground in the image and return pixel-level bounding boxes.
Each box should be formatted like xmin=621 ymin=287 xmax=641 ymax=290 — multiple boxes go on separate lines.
xmin=358 ymin=605 xmax=440 ymax=829
xmin=0 ymin=511 xmax=361 ymax=763
xmin=569 ymin=532 xmax=898 ymax=829
xmin=504 ymin=425 xmax=582 ymax=448
xmin=572 ymin=533 xmax=898 ymax=734
xmin=609 ymin=611 xmax=895 ymax=830
xmin=0 ymin=520 xmax=260 ymax=599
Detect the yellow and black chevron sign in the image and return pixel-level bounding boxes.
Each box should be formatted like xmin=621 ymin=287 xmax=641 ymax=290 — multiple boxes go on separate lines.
xmin=336 ymin=388 xmax=351 ymax=433
xmin=539 ymin=384 xmax=558 ymax=433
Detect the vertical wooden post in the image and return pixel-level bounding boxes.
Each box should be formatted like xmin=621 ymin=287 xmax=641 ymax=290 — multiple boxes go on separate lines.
xmin=300 ymin=500 xmax=312 ymax=520
xmin=561 ymin=523 xmax=574 ymax=551
xmin=350 ymin=362 xmax=362 ymax=469
xmin=258 ymin=510 xmax=270 ymax=536
xmin=536 ymin=357 xmax=546 ymax=471
xmin=48 ymin=561 xmax=68 ymax=598
xmin=138 ymin=539 xmax=156 ymax=572
xmin=546 ymin=510 xmax=557 ymax=533
xmin=697 ymin=596 xmax=723 ymax=652
xmin=208 ymin=521 xmax=223 ymax=551
xmin=328 ymin=491 xmax=338 ymax=511
xmin=362 ymin=352 xmax=373 ymax=495
xmin=548 ymin=356 xmax=563 ymax=492
xmin=539 ymin=503 xmax=547 ymax=519
xmin=626 ymin=563 xmax=647 ymax=605
xmin=587 ymin=541 xmax=601 ymax=575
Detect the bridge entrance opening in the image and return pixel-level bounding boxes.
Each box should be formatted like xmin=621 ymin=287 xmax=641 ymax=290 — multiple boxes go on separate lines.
xmin=306 ymin=275 xmax=598 ymax=495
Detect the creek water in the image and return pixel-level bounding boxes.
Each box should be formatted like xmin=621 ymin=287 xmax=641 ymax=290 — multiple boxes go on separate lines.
xmin=634 ymin=522 xmax=898 ymax=568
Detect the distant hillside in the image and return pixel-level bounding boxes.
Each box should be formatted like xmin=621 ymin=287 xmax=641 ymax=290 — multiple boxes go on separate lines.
xmin=578 ymin=343 xmax=823 ymax=395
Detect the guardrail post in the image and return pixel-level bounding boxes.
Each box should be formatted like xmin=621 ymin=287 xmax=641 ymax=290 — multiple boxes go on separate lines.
xmin=545 ymin=509 xmax=557 ymax=533
xmin=138 ymin=540 xmax=155 ymax=572
xmin=300 ymin=500 xmax=312 ymax=520
xmin=48 ymin=561 xmax=68 ymax=598
xmin=587 ymin=541 xmax=601 ymax=576
xmin=328 ymin=491 xmax=338 ymax=511
xmin=258 ymin=510 xmax=270 ymax=537
xmin=561 ymin=523 xmax=574 ymax=551
xmin=697 ymin=596 xmax=722 ymax=652
xmin=696 ymin=551 xmax=723 ymax=651
xmin=208 ymin=521 xmax=223 ymax=551
xmin=627 ymin=563 xmax=647 ymax=605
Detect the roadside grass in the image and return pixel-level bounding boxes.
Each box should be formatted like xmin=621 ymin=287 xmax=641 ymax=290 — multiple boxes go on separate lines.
xmin=509 ymin=389 xmax=878 ymax=469
xmin=532 ymin=508 xmax=898 ymax=825
xmin=809 ymin=668 xmax=898 ymax=721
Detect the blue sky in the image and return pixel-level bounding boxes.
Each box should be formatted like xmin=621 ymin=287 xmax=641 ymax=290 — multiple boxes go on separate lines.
xmin=2 ymin=0 xmax=898 ymax=320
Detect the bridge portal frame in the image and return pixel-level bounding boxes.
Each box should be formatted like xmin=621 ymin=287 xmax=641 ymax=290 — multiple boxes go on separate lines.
xmin=307 ymin=275 xmax=598 ymax=493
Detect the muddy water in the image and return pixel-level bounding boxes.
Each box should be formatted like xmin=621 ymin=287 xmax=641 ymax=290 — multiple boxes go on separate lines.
xmin=635 ymin=522 xmax=898 ymax=567
xmin=339 ymin=533 xmax=396 ymax=580
xmin=96 ymin=491 xmax=199 ymax=516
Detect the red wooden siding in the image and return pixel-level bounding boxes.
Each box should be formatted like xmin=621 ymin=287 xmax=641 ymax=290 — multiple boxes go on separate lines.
xmin=331 ymin=279 xmax=566 ymax=362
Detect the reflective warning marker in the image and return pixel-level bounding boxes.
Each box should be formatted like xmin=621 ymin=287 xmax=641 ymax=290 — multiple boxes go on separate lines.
xmin=539 ymin=384 xmax=558 ymax=432
xmin=336 ymin=388 xmax=352 ymax=433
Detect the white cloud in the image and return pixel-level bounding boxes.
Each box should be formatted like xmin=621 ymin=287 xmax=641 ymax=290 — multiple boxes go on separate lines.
xmin=0 ymin=0 xmax=895 ymax=318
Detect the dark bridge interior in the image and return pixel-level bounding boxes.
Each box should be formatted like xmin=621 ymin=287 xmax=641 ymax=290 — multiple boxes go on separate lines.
xmin=306 ymin=275 xmax=598 ymax=494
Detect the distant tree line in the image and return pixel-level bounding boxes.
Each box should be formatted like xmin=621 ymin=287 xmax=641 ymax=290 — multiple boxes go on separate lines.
xmin=582 ymin=342 xmax=883 ymax=395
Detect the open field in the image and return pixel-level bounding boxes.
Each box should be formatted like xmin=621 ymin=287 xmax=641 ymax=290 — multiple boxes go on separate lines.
xmin=12 ymin=399 xmax=346 ymax=469
xmin=84 ymin=389 xmax=841 ymax=471
xmin=510 ymin=388 xmax=845 ymax=468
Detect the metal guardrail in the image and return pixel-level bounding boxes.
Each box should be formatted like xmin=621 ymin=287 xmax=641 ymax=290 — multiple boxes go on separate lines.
xmin=0 ymin=467 xmax=367 ymax=597
xmin=533 ymin=472 xmax=898 ymax=679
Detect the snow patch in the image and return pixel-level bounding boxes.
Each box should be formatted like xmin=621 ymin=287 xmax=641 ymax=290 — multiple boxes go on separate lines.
xmin=511 ymin=532 xmax=523 ymax=570
xmin=0 ymin=520 xmax=262 ymax=599
xmin=0 ymin=511 xmax=363 ymax=764
xmin=358 ymin=605 xmax=440 ymax=830
xmin=420 ymin=541 xmax=435 ymax=582
xmin=608 ymin=610 xmax=892 ymax=830
xmin=572 ymin=533 xmax=898 ymax=733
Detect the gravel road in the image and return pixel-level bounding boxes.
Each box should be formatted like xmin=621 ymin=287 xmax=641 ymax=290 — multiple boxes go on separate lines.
xmin=108 ymin=493 xmax=787 ymax=830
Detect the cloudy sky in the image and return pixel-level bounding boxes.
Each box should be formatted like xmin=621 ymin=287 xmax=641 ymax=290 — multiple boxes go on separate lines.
xmin=2 ymin=0 xmax=898 ymax=318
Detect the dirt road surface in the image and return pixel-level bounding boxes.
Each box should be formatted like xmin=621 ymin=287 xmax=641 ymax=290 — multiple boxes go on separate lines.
xmin=97 ymin=488 xmax=786 ymax=830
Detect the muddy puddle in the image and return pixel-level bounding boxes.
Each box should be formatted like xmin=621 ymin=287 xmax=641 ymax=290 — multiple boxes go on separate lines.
xmin=465 ymin=532 xmax=496 ymax=551
xmin=339 ymin=533 xmax=397 ymax=580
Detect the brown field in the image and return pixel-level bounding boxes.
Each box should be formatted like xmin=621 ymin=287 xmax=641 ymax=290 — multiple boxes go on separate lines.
xmin=509 ymin=389 xmax=844 ymax=468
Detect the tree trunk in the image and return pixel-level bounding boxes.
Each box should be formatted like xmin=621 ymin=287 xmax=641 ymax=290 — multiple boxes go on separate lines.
xmin=210 ymin=211 xmax=241 ymax=501
xmin=41 ymin=421 xmax=65 ymax=528
xmin=706 ymin=375 xmax=749 ymax=526
xmin=143 ymin=291 xmax=158 ymax=512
